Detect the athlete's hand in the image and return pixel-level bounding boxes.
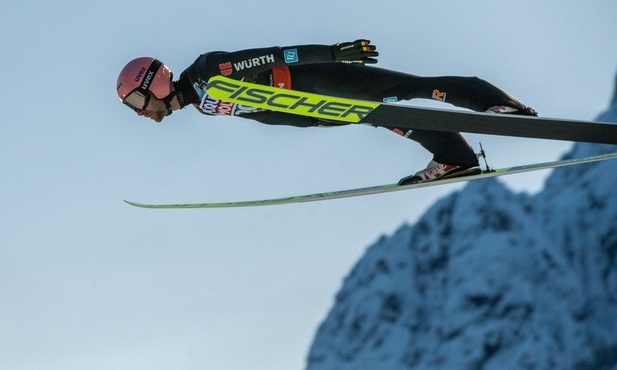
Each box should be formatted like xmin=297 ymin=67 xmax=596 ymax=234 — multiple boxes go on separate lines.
xmin=331 ymin=39 xmax=379 ymax=65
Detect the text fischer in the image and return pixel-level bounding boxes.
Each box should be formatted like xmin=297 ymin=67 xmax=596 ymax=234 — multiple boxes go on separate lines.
xmin=207 ymin=79 xmax=375 ymax=121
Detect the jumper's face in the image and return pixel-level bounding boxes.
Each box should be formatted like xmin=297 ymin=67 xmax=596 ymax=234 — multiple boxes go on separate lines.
xmin=121 ymin=85 xmax=169 ymax=123
xmin=140 ymin=95 xmax=168 ymax=122
xmin=129 ymin=91 xmax=168 ymax=123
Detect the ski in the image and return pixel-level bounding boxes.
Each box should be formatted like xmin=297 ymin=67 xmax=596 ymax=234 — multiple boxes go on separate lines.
xmin=124 ymin=151 xmax=617 ymax=209
xmin=205 ymin=75 xmax=617 ymax=144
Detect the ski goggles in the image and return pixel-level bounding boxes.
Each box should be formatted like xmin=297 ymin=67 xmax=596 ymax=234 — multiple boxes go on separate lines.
xmin=123 ymin=88 xmax=151 ymax=113
xmin=121 ymin=59 xmax=163 ymax=113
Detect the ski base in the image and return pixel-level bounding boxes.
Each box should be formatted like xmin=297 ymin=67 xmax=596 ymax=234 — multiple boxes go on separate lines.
xmin=206 ymin=76 xmax=617 ymax=144
xmin=125 ymin=152 xmax=617 ymax=209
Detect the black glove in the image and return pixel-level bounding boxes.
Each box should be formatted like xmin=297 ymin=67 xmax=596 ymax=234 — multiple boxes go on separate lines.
xmin=331 ymin=39 xmax=379 ymax=65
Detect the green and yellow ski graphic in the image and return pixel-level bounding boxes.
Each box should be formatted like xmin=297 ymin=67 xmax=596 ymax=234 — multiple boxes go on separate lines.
xmin=205 ymin=75 xmax=379 ymax=123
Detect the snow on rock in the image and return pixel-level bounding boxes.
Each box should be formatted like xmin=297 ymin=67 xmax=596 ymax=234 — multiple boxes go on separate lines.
xmin=307 ymin=73 xmax=617 ymax=369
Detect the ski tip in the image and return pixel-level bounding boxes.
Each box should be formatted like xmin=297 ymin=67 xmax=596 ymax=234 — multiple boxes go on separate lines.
xmin=124 ymin=200 xmax=150 ymax=208
xmin=124 ymin=199 xmax=191 ymax=209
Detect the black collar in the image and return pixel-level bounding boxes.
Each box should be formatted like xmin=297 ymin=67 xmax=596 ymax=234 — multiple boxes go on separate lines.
xmin=172 ymin=72 xmax=200 ymax=108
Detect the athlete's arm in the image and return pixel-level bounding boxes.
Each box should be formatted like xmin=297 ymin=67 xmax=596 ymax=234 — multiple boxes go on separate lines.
xmin=183 ymin=40 xmax=378 ymax=82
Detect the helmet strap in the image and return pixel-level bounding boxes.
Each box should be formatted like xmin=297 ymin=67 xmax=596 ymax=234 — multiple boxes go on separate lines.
xmin=172 ymin=76 xmax=197 ymax=108
xmin=162 ymin=91 xmax=178 ymax=116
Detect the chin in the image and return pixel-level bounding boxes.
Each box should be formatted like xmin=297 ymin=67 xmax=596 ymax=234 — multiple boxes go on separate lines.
xmin=150 ymin=115 xmax=164 ymax=123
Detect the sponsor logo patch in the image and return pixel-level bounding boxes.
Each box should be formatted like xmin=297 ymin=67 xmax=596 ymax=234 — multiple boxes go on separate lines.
xmin=233 ymin=54 xmax=275 ymax=72
xmin=383 ymin=96 xmax=398 ymax=103
xmin=219 ymin=62 xmax=233 ymax=76
xmin=432 ymin=89 xmax=446 ymax=102
xmin=134 ymin=67 xmax=146 ymax=82
xmin=199 ymin=94 xmax=262 ymax=116
xmin=284 ymin=49 xmax=298 ymax=63
xmin=392 ymin=128 xmax=413 ymax=138
xmin=141 ymin=70 xmax=154 ymax=90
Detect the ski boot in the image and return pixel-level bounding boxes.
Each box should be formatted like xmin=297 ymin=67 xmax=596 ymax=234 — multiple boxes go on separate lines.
xmin=486 ymin=105 xmax=538 ymax=116
xmin=398 ymin=160 xmax=481 ymax=185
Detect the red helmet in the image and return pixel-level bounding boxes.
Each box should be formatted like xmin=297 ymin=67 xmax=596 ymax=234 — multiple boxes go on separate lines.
xmin=116 ymin=57 xmax=173 ymax=111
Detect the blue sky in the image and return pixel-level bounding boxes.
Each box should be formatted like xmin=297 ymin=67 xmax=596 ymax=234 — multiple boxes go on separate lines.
xmin=1 ymin=1 xmax=616 ymax=369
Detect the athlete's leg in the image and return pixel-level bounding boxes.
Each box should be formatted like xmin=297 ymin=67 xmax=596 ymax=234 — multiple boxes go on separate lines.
xmin=377 ymin=126 xmax=479 ymax=167
xmin=289 ymin=63 xmax=529 ymax=111
xmin=289 ymin=64 xmax=489 ymax=167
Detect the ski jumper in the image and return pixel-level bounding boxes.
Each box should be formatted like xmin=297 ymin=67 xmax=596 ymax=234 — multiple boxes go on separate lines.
xmin=173 ymin=44 xmax=530 ymax=168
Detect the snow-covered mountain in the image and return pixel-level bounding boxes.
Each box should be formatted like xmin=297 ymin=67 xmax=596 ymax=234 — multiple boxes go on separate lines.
xmin=306 ymin=78 xmax=617 ymax=369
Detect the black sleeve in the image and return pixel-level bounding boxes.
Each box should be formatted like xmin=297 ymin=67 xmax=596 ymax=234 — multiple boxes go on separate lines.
xmin=236 ymin=110 xmax=317 ymax=128
xmin=183 ymin=44 xmax=334 ymax=84
xmin=237 ymin=111 xmax=349 ymax=128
